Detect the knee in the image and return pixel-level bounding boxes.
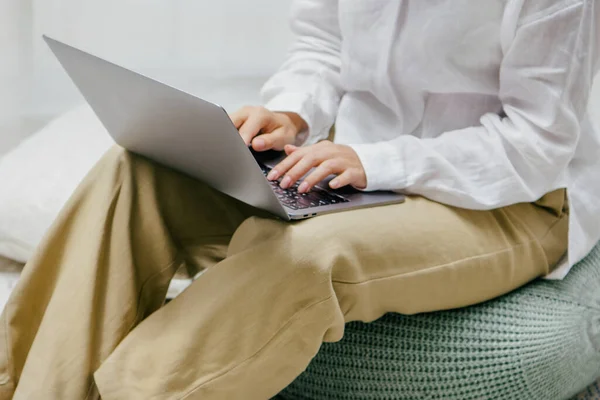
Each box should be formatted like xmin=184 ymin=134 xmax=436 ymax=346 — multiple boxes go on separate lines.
xmin=101 ymin=145 xmax=129 ymax=164
xmin=100 ymin=145 xmax=144 ymax=172
xmin=93 ymin=145 xmax=157 ymax=185
xmin=65 ymin=146 xmax=154 ymax=205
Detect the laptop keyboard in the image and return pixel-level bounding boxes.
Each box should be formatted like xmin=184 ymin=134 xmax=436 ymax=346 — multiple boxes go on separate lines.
xmin=259 ymin=164 xmax=350 ymax=210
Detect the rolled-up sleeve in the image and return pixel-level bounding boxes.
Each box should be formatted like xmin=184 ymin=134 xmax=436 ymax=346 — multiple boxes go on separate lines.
xmin=261 ymin=0 xmax=345 ymax=145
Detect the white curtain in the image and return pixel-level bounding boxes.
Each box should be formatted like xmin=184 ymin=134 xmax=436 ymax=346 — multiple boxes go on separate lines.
xmin=0 ymin=0 xmax=294 ymax=152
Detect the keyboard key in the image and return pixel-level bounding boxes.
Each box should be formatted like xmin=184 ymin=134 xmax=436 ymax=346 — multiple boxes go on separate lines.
xmin=260 ymin=163 xmax=350 ymax=210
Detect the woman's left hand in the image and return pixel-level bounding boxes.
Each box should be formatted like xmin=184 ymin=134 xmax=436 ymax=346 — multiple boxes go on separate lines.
xmin=267 ymin=141 xmax=367 ymax=193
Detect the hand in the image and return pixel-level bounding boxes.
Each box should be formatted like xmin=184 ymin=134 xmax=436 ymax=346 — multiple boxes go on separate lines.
xmin=229 ymin=106 xmax=307 ymax=152
xmin=268 ymin=141 xmax=367 ymax=193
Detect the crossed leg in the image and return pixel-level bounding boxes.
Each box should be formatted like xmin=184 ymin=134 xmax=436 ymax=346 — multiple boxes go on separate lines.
xmin=0 ymin=147 xmax=568 ymax=399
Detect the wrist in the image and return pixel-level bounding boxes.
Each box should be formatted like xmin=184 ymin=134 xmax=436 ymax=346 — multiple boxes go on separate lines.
xmin=279 ymin=112 xmax=308 ymax=135
xmin=347 ymin=142 xmax=408 ymax=192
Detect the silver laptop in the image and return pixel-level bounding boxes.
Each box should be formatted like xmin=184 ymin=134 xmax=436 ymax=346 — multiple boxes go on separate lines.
xmin=43 ymin=35 xmax=404 ymax=221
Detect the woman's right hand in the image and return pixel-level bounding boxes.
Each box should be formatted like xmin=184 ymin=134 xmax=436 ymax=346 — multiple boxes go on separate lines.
xmin=229 ymin=106 xmax=307 ymax=152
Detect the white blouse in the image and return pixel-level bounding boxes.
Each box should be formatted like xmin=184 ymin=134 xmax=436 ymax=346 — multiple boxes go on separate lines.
xmin=261 ymin=0 xmax=600 ymax=279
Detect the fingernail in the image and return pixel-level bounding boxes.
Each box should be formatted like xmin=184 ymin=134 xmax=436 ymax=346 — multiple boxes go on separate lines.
xmin=330 ymin=180 xmax=339 ymax=189
xmin=267 ymin=170 xmax=279 ymax=180
xmin=298 ymin=182 xmax=310 ymax=193
xmin=280 ymin=176 xmax=292 ymax=189
xmin=253 ymin=138 xmax=265 ymax=150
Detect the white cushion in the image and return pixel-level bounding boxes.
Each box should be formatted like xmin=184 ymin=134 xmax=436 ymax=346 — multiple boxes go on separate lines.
xmin=0 ymin=105 xmax=114 ymax=262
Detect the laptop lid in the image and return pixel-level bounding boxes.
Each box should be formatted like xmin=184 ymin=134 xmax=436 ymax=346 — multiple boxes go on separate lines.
xmin=43 ymin=35 xmax=289 ymax=220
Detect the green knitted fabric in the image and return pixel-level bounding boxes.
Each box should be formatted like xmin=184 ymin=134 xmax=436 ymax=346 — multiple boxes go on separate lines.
xmin=280 ymin=243 xmax=600 ymax=400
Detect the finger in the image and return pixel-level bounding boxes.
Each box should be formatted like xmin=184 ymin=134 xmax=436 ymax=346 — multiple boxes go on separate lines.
xmin=238 ymin=114 xmax=269 ymax=145
xmin=268 ymin=147 xmax=310 ymax=181
xmin=229 ymin=108 xmax=249 ymax=129
xmin=298 ymin=160 xmax=341 ymax=193
xmin=284 ymin=144 xmax=298 ymax=155
xmin=329 ymin=169 xmax=355 ymax=190
xmin=252 ymin=128 xmax=294 ymax=152
xmin=281 ymin=153 xmax=325 ymax=189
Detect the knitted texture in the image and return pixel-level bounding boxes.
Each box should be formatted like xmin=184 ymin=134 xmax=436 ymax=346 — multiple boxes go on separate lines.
xmin=280 ymin=243 xmax=600 ymax=400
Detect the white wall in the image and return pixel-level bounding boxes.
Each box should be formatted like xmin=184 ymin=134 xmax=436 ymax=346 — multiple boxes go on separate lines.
xmin=31 ymin=0 xmax=294 ymax=117
xmin=591 ymin=76 xmax=600 ymax=130
xmin=0 ymin=0 xmax=33 ymax=148
xmin=0 ymin=0 xmax=294 ymax=153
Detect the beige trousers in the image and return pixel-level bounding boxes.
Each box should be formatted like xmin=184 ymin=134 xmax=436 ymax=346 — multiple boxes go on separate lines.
xmin=0 ymin=147 xmax=568 ymax=400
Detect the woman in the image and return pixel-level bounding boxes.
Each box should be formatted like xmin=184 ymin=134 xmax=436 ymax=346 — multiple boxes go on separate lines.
xmin=1 ymin=1 xmax=599 ymax=399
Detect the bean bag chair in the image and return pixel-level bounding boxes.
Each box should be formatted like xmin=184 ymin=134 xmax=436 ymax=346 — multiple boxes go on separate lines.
xmin=280 ymin=243 xmax=600 ymax=400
